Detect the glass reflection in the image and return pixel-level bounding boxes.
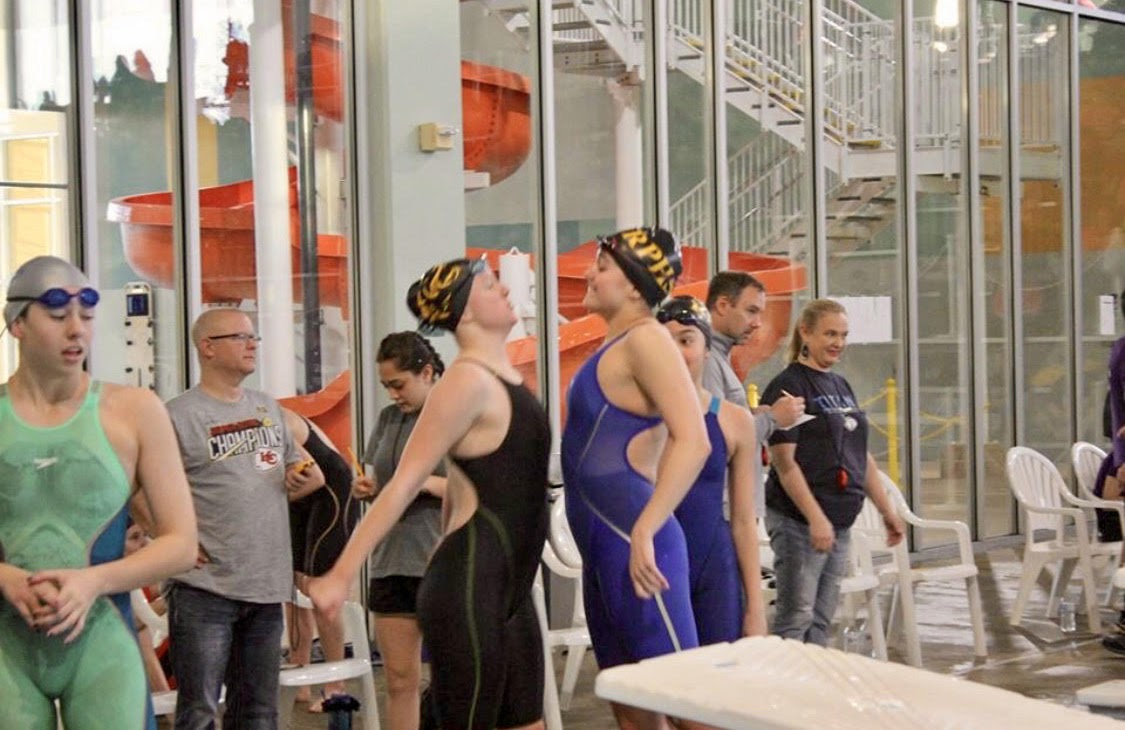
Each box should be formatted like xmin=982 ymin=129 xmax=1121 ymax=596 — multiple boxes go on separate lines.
xmin=1078 ymin=17 xmax=1125 ymax=446
xmin=91 ymin=1 xmax=176 ymax=393
xmin=978 ymin=0 xmax=1014 ymax=538
xmin=723 ymin=0 xmax=812 ymax=411
xmin=1018 ymin=7 xmax=1072 ymax=473
xmin=821 ymin=0 xmax=906 ymax=499
xmin=461 ymin=2 xmax=541 ymax=398
xmin=913 ymin=0 xmax=972 ymax=542
xmin=0 ymin=2 xmax=73 ymax=379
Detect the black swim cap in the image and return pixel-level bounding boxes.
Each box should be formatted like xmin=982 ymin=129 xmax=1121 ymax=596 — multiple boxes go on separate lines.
xmin=407 ymin=256 xmax=488 ymax=334
xmin=597 ymin=227 xmax=682 ymax=308
xmin=657 ymin=295 xmax=712 ymax=349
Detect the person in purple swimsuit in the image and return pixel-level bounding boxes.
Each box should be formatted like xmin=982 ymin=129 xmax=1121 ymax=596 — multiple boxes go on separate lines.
xmin=658 ymin=295 xmax=768 ymax=644
xmin=1098 ymin=291 xmax=1125 ymax=654
xmin=561 ymin=227 xmax=711 ymax=730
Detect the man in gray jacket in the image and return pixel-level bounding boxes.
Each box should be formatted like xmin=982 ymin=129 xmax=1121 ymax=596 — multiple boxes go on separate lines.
xmin=702 ymin=271 xmax=804 ymax=514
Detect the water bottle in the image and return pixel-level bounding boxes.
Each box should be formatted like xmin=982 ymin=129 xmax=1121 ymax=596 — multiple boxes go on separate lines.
xmin=1058 ymin=596 xmax=1077 ymax=633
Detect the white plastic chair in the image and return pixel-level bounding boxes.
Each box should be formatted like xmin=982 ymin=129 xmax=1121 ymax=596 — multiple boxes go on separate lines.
xmin=130 ymin=589 xmax=178 ymax=717
xmin=1072 ymin=441 xmax=1124 ymax=605
xmin=278 ymin=601 xmax=380 ymax=730
xmin=1006 ymin=446 xmax=1103 ymax=632
xmin=757 ymin=515 xmax=774 ymax=571
xmin=1072 ymin=442 xmax=1112 ymax=503
xmin=877 ymin=472 xmax=987 ymax=665
xmin=836 ymin=519 xmax=888 ymax=661
xmin=1072 ymin=441 xmax=1125 ymax=534
xmin=541 ymin=492 xmax=591 ymax=711
xmin=532 ymin=571 xmax=564 ymax=730
xmin=131 ymin=588 xmax=168 ymax=648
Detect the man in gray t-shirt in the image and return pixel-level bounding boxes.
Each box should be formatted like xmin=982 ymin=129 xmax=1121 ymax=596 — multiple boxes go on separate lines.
xmin=165 ymin=309 xmax=321 ymax=730
xmin=703 ymin=272 xmax=804 ymax=516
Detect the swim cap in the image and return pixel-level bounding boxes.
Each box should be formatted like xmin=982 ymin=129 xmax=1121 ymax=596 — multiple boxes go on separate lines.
xmin=657 ymin=295 xmax=713 ymax=349
xmin=4 ymin=256 xmax=92 ymax=326
xmin=407 ymin=255 xmax=488 ymax=334
xmin=598 ymin=227 xmax=682 ymax=307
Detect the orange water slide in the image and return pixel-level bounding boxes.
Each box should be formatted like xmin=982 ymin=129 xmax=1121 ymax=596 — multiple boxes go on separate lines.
xmin=473 ymin=243 xmax=806 ymax=392
xmin=106 ymin=8 xmax=805 ymax=449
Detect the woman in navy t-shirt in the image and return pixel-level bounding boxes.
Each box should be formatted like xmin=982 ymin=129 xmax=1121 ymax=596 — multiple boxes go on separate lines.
xmin=760 ymin=299 xmax=904 ymax=646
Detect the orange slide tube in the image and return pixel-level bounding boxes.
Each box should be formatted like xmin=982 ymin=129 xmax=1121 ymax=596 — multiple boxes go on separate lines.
xmin=107 ymin=9 xmax=805 ymax=448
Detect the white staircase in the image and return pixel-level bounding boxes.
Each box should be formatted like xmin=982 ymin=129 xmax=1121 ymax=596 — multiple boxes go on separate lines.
xmin=475 ymin=0 xmax=1067 ymax=255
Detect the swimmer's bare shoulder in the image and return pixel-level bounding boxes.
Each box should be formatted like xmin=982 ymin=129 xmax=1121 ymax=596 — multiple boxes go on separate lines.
xmin=99 ymin=383 xmax=182 ymax=487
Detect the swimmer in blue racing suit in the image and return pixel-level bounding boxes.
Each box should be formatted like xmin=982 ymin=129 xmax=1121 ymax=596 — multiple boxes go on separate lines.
xmin=657 ymin=295 xmax=767 ymax=645
xmin=561 ymin=227 xmax=711 ymax=730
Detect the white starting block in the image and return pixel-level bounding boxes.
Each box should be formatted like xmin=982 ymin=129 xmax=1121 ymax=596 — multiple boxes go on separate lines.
xmin=597 ymin=636 xmax=1123 ymax=728
xmin=1078 ymin=679 xmax=1125 ymax=718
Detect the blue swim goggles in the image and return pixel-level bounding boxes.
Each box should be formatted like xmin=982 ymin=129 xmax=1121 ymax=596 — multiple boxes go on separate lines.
xmin=7 ymin=287 xmax=101 ymax=309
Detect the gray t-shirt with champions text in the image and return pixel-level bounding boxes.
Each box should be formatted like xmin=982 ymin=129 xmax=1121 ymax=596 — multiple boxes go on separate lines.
xmin=166 ymin=386 xmax=299 ymax=603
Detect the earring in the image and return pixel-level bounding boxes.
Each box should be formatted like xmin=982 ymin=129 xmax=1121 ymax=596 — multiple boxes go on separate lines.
xmin=800 ymin=343 xmax=809 ymax=358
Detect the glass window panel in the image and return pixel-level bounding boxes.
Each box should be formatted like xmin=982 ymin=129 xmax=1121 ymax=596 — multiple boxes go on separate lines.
xmin=668 ymin=1 xmax=714 ymax=256
xmin=1078 ymin=17 xmax=1125 ymax=448
xmin=0 ymin=2 xmax=73 ymax=380
xmin=91 ymin=1 xmax=177 ymax=394
xmin=978 ymin=0 xmax=1014 ymax=538
xmin=0 ymin=185 xmax=70 ymax=377
xmin=3 ymin=0 xmax=70 ymax=186
xmin=822 ymin=0 xmax=907 ymax=498
xmin=461 ymin=2 xmax=542 ymax=398
xmin=724 ymin=0 xmax=814 ymax=393
xmin=1018 ymin=7 xmax=1072 ymax=473
xmin=724 ymin=0 xmax=813 ymax=406
xmin=548 ymin=1 xmax=652 ymax=424
xmin=912 ymin=0 xmax=972 ymax=543
xmin=185 ymin=0 xmax=354 ymax=450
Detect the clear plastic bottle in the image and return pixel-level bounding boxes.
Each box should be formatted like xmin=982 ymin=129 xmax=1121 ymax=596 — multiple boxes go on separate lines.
xmin=842 ymin=624 xmax=868 ymax=654
xmin=1058 ymin=596 xmax=1077 ymax=633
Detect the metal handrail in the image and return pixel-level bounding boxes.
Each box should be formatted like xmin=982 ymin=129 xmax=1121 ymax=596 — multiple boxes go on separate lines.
xmin=491 ymin=0 xmax=1066 ymax=255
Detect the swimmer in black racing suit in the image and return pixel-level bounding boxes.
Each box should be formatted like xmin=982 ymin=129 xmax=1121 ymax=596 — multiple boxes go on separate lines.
xmin=309 ymin=255 xmax=550 ymax=730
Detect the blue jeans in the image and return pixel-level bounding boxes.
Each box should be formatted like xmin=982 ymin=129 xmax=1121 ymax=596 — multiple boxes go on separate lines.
xmin=766 ymin=508 xmax=851 ymax=646
xmin=168 ymin=583 xmax=284 ymax=730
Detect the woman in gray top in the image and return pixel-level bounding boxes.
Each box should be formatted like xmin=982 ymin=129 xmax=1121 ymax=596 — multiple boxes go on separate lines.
xmin=354 ymin=332 xmax=446 ymax=730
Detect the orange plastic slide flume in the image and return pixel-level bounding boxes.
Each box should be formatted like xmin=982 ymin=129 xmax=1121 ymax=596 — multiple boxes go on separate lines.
xmin=483 ymin=244 xmax=807 ymax=422
xmin=107 ymin=10 xmax=803 ymax=448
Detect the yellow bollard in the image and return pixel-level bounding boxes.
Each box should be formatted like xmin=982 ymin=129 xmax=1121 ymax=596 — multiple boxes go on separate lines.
xmin=886 ymin=377 xmax=900 ymax=486
xmin=746 ymin=382 xmax=759 ymax=409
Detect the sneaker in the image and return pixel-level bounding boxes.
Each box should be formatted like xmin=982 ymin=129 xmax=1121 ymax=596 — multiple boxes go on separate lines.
xmin=1102 ymin=634 xmax=1125 ymax=657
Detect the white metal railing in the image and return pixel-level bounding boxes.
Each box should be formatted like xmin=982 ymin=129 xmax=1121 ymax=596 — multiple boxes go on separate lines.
xmin=821 ymin=14 xmax=896 ymax=146
xmin=670 ymin=177 xmax=710 ymax=249
xmin=671 ymin=0 xmax=897 ymax=147
xmin=514 ymin=0 xmax=1066 ymax=156
xmin=549 ymin=0 xmax=642 ymax=45
xmin=912 ymin=13 xmax=1061 ymax=150
xmin=729 ymin=141 xmax=806 ymax=255
xmin=1017 ymin=26 xmax=1067 ymax=148
xmin=508 ymin=0 xmax=1068 ymax=255
xmin=912 ymin=18 xmax=962 ymax=149
xmin=670 ymin=133 xmax=807 ymax=255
